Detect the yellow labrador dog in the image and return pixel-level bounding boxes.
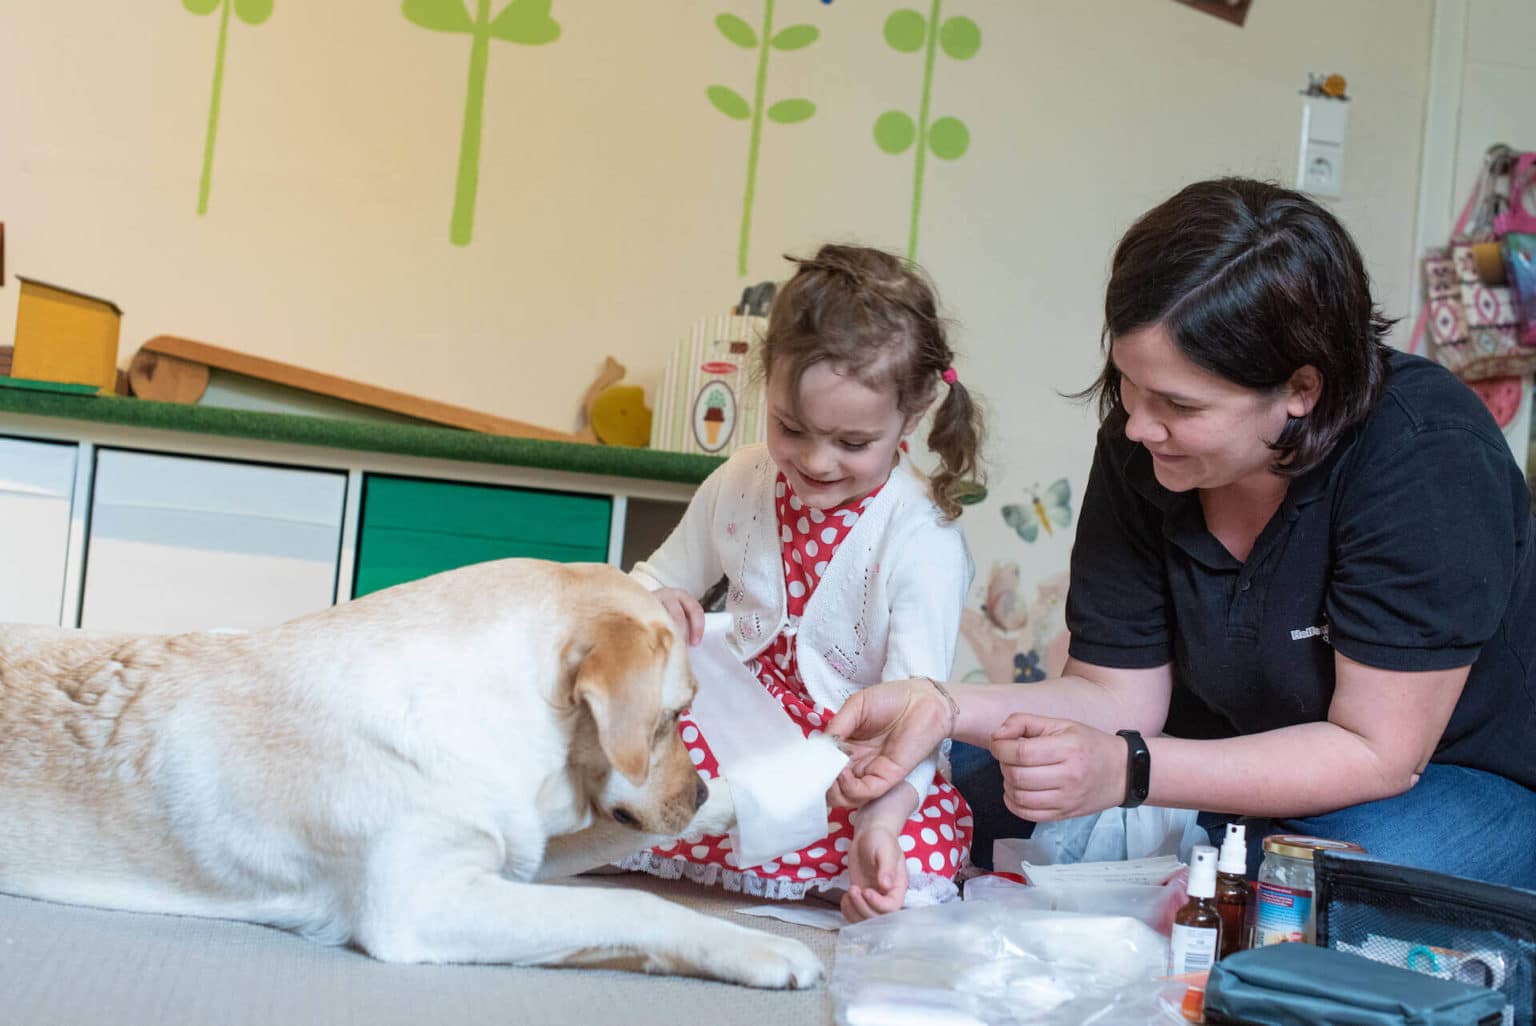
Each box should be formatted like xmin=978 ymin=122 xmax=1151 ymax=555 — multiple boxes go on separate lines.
xmin=0 ymin=559 xmax=820 ymax=989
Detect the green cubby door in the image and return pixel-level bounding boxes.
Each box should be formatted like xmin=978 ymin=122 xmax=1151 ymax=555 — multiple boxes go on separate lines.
xmin=353 ymin=475 xmax=611 ymax=597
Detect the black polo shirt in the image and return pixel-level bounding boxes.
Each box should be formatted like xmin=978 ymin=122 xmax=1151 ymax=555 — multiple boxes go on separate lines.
xmin=1066 ymin=351 xmax=1536 ymax=791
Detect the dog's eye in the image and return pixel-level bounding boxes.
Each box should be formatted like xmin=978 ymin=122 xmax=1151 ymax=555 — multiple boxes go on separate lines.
xmin=612 ymin=808 xmax=637 ymax=826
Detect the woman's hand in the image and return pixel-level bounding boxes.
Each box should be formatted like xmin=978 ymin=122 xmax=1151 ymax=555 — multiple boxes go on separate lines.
xmin=651 ymin=587 xmax=705 ymax=645
xmin=990 ymin=713 xmax=1127 ymax=821
xmin=825 ymin=679 xmax=951 ymax=808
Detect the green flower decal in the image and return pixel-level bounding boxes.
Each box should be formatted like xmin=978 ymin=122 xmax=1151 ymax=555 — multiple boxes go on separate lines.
xmin=185 ymin=0 xmax=274 ymax=216
xmin=874 ymin=2 xmax=981 ymax=259
xmin=404 ymin=0 xmax=562 ymax=246
xmin=708 ymin=3 xmax=820 ymax=276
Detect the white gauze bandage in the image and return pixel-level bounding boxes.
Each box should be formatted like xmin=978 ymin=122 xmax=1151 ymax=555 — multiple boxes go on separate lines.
xmin=686 ymin=613 xmax=849 ymax=868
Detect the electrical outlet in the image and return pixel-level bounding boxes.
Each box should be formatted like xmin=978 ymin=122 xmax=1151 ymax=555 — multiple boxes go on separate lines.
xmin=1297 ymin=97 xmax=1348 ymax=198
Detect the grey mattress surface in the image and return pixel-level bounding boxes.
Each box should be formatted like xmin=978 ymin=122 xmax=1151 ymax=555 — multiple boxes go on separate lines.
xmin=0 ymin=874 xmax=840 ymax=1026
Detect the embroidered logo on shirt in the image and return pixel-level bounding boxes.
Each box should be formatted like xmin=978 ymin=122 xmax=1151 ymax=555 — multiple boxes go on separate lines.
xmin=1289 ymin=623 xmax=1331 ymax=643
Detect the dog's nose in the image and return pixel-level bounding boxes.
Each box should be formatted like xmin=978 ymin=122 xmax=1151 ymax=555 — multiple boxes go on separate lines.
xmin=694 ymin=777 xmax=708 ymax=810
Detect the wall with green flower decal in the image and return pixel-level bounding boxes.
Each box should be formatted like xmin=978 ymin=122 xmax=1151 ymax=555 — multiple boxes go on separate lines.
xmin=403 ymin=0 xmax=561 ymax=247
xmin=706 ymin=3 xmax=819 ymax=277
xmin=184 ymin=0 xmax=274 ymax=216
xmin=872 ymin=3 xmax=980 ymax=260
xmin=0 ymin=2 xmax=1437 ymax=686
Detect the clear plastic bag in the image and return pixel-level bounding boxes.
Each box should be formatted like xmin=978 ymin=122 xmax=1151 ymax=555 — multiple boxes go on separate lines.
xmin=1024 ymin=807 xmax=1209 ymax=866
xmin=962 ymin=872 xmax=1190 ymax=937
xmin=831 ymin=902 xmax=1187 ymax=1026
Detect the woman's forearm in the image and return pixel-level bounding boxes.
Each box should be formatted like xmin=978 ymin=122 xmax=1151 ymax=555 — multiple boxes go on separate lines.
xmin=946 ymin=674 xmax=1165 ymax=747
xmin=1147 ymin=722 xmax=1418 ymax=818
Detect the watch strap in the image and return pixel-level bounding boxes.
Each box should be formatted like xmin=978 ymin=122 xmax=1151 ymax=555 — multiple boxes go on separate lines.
xmin=1116 ymin=729 xmax=1150 ymax=808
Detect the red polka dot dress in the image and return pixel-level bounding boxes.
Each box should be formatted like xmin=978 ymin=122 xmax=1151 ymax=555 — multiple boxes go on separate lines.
xmin=622 ymin=472 xmax=973 ymax=903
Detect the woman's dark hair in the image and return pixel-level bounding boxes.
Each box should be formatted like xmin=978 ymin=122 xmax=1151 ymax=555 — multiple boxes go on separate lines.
xmin=763 ymin=243 xmax=985 ymax=519
xmin=1083 ymin=178 xmax=1394 ymax=476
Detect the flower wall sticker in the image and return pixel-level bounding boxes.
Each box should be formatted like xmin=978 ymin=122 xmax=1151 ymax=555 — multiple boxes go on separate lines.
xmin=403 ymin=0 xmax=561 ymax=246
xmin=873 ymin=2 xmax=980 ymax=259
xmin=184 ymin=0 xmax=274 ymax=216
xmin=708 ymin=3 xmax=819 ymax=276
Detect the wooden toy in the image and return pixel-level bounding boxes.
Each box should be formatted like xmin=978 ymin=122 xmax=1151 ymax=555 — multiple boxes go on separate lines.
xmin=129 ymin=335 xmax=579 ymax=442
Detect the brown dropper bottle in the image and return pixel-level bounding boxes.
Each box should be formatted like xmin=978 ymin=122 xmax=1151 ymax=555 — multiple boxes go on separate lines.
xmin=1215 ymin=822 xmax=1250 ymax=959
xmin=1169 ymin=845 xmax=1223 ymax=975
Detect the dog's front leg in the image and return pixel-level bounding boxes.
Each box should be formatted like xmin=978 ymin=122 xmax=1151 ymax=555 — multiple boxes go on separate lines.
xmin=356 ymin=819 xmax=821 ymax=990
xmin=535 ymin=778 xmax=736 ymax=881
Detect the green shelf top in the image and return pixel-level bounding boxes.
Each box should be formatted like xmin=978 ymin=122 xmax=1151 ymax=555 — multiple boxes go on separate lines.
xmin=0 ymin=388 xmax=724 ymax=486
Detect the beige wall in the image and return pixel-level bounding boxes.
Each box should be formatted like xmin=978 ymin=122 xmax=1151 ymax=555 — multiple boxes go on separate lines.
xmin=0 ymin=0 xmax=1433 ymax=676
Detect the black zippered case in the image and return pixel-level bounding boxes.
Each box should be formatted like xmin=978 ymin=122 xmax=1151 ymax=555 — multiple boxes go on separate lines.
xmin=1315 ymin=851 xmax=1536 ymax=1026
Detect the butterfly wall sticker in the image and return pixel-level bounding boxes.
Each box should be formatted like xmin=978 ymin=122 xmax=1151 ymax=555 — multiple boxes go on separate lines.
xmin=1001 ymin=478 xmax=1073 ymax=543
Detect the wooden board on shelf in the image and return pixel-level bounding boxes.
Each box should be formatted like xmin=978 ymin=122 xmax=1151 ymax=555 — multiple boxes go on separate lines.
xmin=137 ymin=335 xmax=580 ymax=443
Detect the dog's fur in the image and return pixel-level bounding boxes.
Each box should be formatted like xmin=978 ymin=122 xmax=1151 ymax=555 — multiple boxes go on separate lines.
xmin=0 ymin=559 xmax=821 ymax=989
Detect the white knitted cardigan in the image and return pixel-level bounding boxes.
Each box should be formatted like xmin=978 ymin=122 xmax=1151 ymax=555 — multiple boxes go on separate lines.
xmin=627 ymin=444 xmax=974 ymax=903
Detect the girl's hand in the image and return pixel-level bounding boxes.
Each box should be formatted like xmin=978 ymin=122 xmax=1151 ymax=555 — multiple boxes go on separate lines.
xmin=989 ymin=713 xmax=1126 ymax=821
xmin=825 ymin=679 xmax=950 ymax=807
xmin=841 ymin=823 xmax=908 ymax=923
xmin=651 ymin=587 xmax=705 ymax=645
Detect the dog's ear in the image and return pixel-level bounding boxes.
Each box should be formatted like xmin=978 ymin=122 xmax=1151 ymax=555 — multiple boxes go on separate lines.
xmin=571 ymin=613 xmax=670 ymax=786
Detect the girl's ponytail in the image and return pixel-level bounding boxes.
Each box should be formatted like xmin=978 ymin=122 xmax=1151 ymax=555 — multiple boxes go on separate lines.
xmin=927 ymin=372 xmax=985 ymax=521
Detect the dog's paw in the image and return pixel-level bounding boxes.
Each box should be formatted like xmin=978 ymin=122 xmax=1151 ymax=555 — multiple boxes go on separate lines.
xmin=707 ymin=930 xmax=823 ymax=990
xmin=685 ymin=777 xmax=737 ymax=837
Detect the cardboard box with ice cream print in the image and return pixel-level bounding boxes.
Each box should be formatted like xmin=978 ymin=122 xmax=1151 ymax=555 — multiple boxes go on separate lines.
xmin=650 ymin=313 xmax=767 ymax=457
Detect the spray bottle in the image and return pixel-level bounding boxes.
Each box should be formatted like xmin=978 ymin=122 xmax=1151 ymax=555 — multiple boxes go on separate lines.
xmin=1169 ymin=844 xmax=1223 ymax=975
xmin=1215 ymin=823 xmax=1250 ymax=959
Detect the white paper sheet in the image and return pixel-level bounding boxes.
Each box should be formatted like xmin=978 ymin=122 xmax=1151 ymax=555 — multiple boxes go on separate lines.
xmin=734 ymin=904 xmax=850 ymax=931
xmin=686 ymin=613 xmax=848 ymax=867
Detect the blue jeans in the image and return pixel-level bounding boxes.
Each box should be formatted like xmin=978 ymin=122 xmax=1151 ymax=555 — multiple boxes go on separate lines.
xmin=949 ymin=742 xmax=1536 ymax=890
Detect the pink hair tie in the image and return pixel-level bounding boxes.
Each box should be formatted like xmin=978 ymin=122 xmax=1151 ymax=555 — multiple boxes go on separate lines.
xmin=941 ymin=367 xmax=959 ymax=385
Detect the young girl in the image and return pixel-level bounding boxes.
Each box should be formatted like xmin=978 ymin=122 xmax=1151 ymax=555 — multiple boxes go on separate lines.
xmin=623 ymin=244 xmax=985 ymax=921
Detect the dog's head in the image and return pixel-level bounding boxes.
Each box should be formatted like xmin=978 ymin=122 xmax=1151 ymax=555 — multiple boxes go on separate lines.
xmin=563 ymin=587 xmax=703 ymax=836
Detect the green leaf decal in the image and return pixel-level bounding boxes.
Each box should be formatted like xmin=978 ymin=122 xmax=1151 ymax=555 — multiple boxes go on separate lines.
xmin=710 ymin=2 xmax=819 ymax=276
xmin=183 ymin=0 xmax=220 ymax=15
xmin=234 ymin=0 xmax=273 ymax=26
xmin=402 ymin=0 xmax=473 ymax=34
xmin=489 ymin=0 xmax=560 ymax=44
xmin=770 ymin=24 xmax=818 ymax=51
xmin=928 ymin=116 xmax=969 ymax=160
xmin=715 ymin=13 xmax=758 ymax=48
xmin=707 ymin=85 xmax=752 ymax=120
xmin=939 ymin=15 xmax=981 ymax=60
xmin=766 ymin=98 xmax=815 ymax=124
xmin=884 ymin=9 xmax=927 ymax=53
xmin=874 ymin=110 xmax=916 ymax=154
xmin=874 ymin=2 xmax=982 ymax=259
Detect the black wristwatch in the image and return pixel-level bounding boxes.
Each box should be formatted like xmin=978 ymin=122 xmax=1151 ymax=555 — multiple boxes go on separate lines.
xmin=1116 ymin=729 xmax=1150 ymax=808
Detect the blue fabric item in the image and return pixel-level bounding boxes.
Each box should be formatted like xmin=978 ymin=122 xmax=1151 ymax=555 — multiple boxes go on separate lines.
xmin=1205 ymin=943 xmax=1507 ymax=1026
xmin=954 ymin=748 xmax=1536 ymax=890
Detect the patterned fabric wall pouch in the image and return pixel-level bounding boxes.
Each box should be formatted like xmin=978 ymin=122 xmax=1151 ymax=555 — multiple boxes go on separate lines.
xmin=1496 ymin=153 xmax=1536 ymax=346
xmin=1419 ymin=145 xmax=1536 ymax=381
xmin=1507 ymin=232 xmax=1536 ymax=346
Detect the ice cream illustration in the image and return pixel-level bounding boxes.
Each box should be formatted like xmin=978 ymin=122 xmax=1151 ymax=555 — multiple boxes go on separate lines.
xmin=703 ymin=388 xmax=728 ymax=446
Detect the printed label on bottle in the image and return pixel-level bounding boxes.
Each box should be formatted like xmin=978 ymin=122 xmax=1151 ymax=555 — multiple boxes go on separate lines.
xmin=1169 ymin=923 xmax=1219 ymax=974
xmin=1253 ymin=881 xmax=1312 ymax=946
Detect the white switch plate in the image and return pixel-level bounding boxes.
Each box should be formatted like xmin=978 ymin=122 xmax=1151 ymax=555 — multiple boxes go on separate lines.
xmin=1297 ymin=97 xmax=1349 ymax=198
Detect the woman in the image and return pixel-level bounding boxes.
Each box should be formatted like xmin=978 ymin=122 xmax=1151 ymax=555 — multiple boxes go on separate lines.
xmin=826 ymin=178 xmax=1536 ymax=891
